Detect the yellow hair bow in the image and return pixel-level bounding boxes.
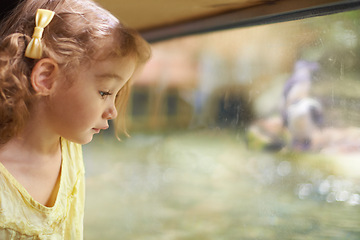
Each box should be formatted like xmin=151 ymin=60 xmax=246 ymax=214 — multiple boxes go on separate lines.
xmin=25 ymin=9 xmax=55 ymax=59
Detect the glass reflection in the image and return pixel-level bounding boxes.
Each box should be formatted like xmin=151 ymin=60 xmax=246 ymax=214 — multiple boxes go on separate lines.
xmin=84 ymin=9 xmax=360 ymax=240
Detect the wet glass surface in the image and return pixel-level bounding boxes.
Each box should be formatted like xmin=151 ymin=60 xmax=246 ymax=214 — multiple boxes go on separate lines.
xmin=84 ymin=9 xmax=360 ymax=240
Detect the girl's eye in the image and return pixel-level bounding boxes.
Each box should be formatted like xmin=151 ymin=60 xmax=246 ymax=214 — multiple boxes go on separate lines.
xmin=99 ymin=91 xmax=111 ymax=98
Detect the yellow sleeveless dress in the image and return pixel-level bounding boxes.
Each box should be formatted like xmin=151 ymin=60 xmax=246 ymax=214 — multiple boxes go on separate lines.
xmin=0 ymin=138 xmax=85 ymax=239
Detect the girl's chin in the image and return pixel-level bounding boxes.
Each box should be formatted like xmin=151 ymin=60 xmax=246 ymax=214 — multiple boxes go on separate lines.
xmin=82 ymin=135 xmax=95 ymax=145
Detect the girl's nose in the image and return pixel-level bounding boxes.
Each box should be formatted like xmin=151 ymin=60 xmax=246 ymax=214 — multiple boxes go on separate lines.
xmin=103 ymin=104 xmax=118 ymax=120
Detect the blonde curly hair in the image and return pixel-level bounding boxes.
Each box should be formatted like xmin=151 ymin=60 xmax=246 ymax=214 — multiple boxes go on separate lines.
xmin=0 ymin=0 xmax=151 ymax=144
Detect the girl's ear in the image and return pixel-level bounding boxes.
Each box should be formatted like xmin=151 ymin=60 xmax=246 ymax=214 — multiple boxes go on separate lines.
xmin=31 ymin=58 xmax=59 ymax=95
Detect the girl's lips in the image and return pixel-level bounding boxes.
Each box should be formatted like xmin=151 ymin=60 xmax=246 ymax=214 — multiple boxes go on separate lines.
xmin=92 ymin=126 xmax=109 ymax=134
xmin=92 ymin=128 xmax=100 ymax=133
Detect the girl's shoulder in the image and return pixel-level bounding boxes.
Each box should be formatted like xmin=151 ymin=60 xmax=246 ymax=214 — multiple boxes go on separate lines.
xmin=0 ymin=138 xmax=85 ymax=239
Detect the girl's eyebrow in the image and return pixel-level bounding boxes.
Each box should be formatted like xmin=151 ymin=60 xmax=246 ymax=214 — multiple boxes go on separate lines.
xmin=96 ymin=73 xmax=123 ymax=81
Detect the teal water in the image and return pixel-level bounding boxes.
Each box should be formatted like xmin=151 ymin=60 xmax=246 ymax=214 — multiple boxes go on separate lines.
xmin=83 ymin=130 xmax=360 ymax=240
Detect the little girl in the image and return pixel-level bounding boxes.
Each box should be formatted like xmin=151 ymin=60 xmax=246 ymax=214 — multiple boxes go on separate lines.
xmin=0 ymin=0 xmax=150 ymax=239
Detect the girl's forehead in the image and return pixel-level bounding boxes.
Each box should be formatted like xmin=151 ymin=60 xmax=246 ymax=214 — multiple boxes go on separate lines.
xmin=91 ymin=35 xmax=125 ymax=59
xmin=95 ymin=54 xmax=136 ymax=68
xmin=89 ymin=55 xmax=136 ymax=80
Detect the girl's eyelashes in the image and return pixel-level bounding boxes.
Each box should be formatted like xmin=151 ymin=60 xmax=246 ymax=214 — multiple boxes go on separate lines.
xmin=99 ymin=90 xmax=112 ymax=98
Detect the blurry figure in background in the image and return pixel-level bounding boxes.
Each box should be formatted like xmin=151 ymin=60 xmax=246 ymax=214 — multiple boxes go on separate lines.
xmin=286 ymin=98 xmax=324 ymax=150
xmin=282 ymin=60 xmax=323 ymax=151
xmin=283 ymin=60 xmax=319 ymax=110
xmin=247 ymin=60 xmax=321 ymax=152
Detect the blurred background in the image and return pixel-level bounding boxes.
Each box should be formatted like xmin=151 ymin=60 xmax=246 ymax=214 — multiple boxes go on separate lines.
xmin=83 ymin=9 xmax=360 ymax=239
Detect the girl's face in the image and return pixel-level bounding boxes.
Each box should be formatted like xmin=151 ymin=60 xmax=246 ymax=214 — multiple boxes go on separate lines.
xmin=46 ymin=55 xmax=136 ymax=144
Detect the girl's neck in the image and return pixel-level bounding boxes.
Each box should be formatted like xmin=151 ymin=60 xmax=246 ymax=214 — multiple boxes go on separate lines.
xmin=10 ymin=131 xmax=60 ymax=156
xmin=7 ymin=105 xmax=61 ymax=159
xmin=0 ymin=127 xmax=60 ymax=167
